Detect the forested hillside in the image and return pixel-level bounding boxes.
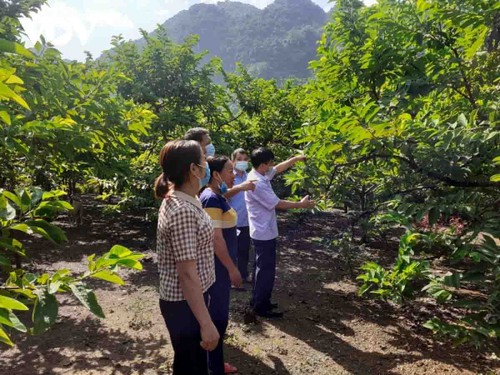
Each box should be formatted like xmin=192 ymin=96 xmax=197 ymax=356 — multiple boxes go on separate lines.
xmin=137 ymin=0 xmax=328 ymax=79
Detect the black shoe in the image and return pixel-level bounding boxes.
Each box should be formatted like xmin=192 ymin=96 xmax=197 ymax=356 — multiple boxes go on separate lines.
xmin=255 ymin=309 xmax=284 ymax=319
xmin=248 ymin=301 xmax=278 ymax=309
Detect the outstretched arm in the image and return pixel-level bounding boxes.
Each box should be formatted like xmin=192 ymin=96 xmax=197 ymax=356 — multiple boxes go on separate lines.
xmin=224 ymin=180 xmax=256 ymax=199
xmin=274 ymin=155 xmax=306 ymax=175
xmin=275 ymin=195 xmax=315 ymax=210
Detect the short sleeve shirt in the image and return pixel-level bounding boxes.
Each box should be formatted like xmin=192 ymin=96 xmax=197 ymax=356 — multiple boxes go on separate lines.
xmin=200 ymin=188 xmax=238 ymax=262
xmin=157 ymin=191 xmax=215 ymax=302
xmin=245 ymin=167 xmax=280 ymax=241
xmin=228 ymin=171 xmax=249 ymax=228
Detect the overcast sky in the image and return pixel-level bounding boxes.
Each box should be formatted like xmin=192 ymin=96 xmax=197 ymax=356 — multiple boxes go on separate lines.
xmin=20 ymin=0 xmax=376 ymax=61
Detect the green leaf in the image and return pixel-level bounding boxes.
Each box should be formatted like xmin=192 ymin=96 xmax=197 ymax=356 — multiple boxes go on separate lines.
xmin=457 ymin=114 xmax=467 ymax=127
xmin=0 ymin=325 xmax=14 ymax=346
xmin=24 ymin=220 xmax=67 ymax=244
xmin=0 ymin=196 xmax=16 ymax=221
xmin=31 ymin=289 xmax=58 ymax=335
xmin=109 ymin=245 xmax=133 ymax=258
xmin=0 ymin=295 xmax=29 ymax=311
xmin=0 ymin=81 xmax=30 ymax=110
xmin=10 ymin=223 xmax=33 ymax=235
xmin=0 ymin=111 xmax=11 ymax=125
xmin=3 ymin=191 xmax=21 ymax=208
xmin=0 ymin=308 xmax=27 ymax=332
xmin=91 ymin=270 xmax=125 ymax=285
xmin=0 ymin=254 xmax=11 ymax=267
xmin=41 ymin=191 xmax=67 ymax=200
xmin=116 ymin=258 xmax=143 ymax=270
xmin=0 ymin=238 xmax=25 ymax=255
xmin=490 ymin=174 xmax=500 ymax=182
xmin=0 ymin=39 xmax=34 ymax=58
xmin=69 ymin=283 xmax=105 ymax=318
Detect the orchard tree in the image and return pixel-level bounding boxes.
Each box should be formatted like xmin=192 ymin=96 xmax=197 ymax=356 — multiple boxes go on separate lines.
xmin=290 ymin=0 xmax=500 ymax=346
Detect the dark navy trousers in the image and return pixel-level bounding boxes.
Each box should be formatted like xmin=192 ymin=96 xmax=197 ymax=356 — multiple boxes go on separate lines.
xmin=159 ymin=295 xmax=209 ymax=375
xmin=237 ymin=226 xmax=251 ymax=280
xmin=251 ymin=238 xmax=277 ymax=313
xmin=208 ymin=257 xmax=231 ymax=375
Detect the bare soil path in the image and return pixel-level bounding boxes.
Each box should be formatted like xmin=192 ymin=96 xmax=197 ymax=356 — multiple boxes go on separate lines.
xmin=1 ymin=209 xmax=498 ymax=375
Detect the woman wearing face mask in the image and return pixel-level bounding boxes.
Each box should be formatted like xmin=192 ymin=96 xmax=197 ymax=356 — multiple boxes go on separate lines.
xmin=155 ymin=140 xmax=220 ymax=375
xmin=226 ymin=148 xmax=253 ymax=285
xmin=200 ymin=156 xmax=242 ymax=375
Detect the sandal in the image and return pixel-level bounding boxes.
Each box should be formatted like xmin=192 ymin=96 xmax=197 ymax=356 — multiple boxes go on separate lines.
xmin=224 ymin=362 xmax=238 ymax=374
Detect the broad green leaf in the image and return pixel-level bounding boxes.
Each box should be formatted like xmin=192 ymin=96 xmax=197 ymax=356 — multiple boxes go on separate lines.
xmin=108 ymin=245 xmax=133 ymax=258
xmin=0 ymin=39 xmax=34 ymax=58
xmin=0 ymin=238 xmax=25 ymax=255
xmin=0 ymin=295 xmax=29 ymax=311
xmin=69 ymin=283 xmax=105 ymax=318
xmin=0 ymin=82 xmax=30 ymax=110
xmin=31 ymin=289 xmax=58 ymax=335
xmin=0 ymin=254 xmax=11 ymax=267
xmin=116 ymin=258 xmax=143 ymax=270
xmin=41 ymin=191 xmax=67 ymax=200
xmin=3 ymin=191 xmax=21 ymax=208
xmin=0 ymin=110 xmax=10 ymax=125
xmin=25 ymin=220 xmax=67 ymax=244
xmin=91 ymin=270 xmax=125 ymax=285
xmin=0 ymin=197 xmax=16 ymax=221
xmin=0 ymin=308 xmax=27 ymax=332
xmin=0 ymin=325 xmax=13 ymax=346
xmin=10 ymin=223 xmax=33 ymax=235
xmin=490 ymin=174 xmax=500 ymax=182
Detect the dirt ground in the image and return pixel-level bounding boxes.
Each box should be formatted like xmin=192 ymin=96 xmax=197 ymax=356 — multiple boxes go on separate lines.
xmin=1 ymin=208 xmax=499 ymax=375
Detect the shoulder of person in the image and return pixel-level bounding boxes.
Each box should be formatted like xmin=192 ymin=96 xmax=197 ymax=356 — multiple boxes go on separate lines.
xmin=201 ymin=189 xmax=224 ymax=206
xmin=167 ymin=203 xmax=200 ymax=224
xmin=266 ymin=167 xmax=277 ymax=179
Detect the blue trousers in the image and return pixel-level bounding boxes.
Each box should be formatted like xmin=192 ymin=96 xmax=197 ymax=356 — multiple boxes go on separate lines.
xmin=159 ymin=295 xmax=209 ymax=375
xmin=237 ymin=226 xmax=251 ymax=279
xmin=208 ymin=257 xmax=231 ymax=375
xmin=251 ymin=238 xmax=277 ymax=313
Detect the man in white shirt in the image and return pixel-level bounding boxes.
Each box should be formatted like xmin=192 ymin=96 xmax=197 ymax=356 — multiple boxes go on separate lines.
xmin=245 ymin=147 xmax=315 ymax=318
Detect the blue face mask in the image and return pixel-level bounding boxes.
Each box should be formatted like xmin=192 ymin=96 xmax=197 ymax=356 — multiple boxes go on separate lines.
xmin=235 ymin=161 xmax=248 ymax=172
xmin=200 ymin=164 xmax=211 ymax=188
xmin=205 ymin=143 xmax=215 ymax=157
xmin=219 ymin=181 xmax=228 ymax=194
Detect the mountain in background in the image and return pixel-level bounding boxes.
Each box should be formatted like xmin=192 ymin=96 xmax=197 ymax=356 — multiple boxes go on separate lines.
xmin=136 ymin=0 xmax=329 ymax=80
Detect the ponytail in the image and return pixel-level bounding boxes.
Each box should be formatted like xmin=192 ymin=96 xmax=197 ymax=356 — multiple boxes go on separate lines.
xmin=154 ymin=173 xmax=170 ymax=199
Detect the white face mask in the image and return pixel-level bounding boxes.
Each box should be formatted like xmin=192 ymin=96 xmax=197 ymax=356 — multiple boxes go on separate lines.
xmin=235 ymin=161 xmax=248 ymax=172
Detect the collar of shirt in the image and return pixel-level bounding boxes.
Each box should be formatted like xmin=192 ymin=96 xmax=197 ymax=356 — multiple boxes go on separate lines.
xmin=250 ymin=169 xmax=265 ymax=180
xmin=171 ymin=190 xmax=202 ymax=209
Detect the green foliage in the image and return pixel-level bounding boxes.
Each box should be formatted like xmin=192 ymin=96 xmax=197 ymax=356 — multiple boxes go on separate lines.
xmin=0 ymin=6 xmax=144 ymax=347
xmin=357 ymin=232 xmax=430 ymax=304
xmin=294 ymin=0 xmax=500 ymax=347
xmin=0 ymin=187 xmax=144 ymax=346
xmin=0 ymin=244 xmax=143 ymax=345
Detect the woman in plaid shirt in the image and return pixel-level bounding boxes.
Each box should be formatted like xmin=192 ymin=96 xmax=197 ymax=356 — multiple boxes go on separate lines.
xmin=155 ymin=140 xmax=219 ymax=375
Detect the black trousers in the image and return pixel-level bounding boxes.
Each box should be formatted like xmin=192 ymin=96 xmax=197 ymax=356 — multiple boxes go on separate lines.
xmin=251 ymin=238 xmax=277 ymax=313
xmin=237 ymin=226 xmax=251 ymax=280
xmin=159 ymin=295 xmax=209 ymax=375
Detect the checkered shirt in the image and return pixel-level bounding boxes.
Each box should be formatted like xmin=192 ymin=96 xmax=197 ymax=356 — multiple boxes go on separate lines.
xmin=157 ymin=190 xmax=215 ymax=301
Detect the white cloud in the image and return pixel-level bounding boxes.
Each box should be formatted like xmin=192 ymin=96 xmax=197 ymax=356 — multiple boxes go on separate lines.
xmin=20 ymin=1 xmax=135 ymax=49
